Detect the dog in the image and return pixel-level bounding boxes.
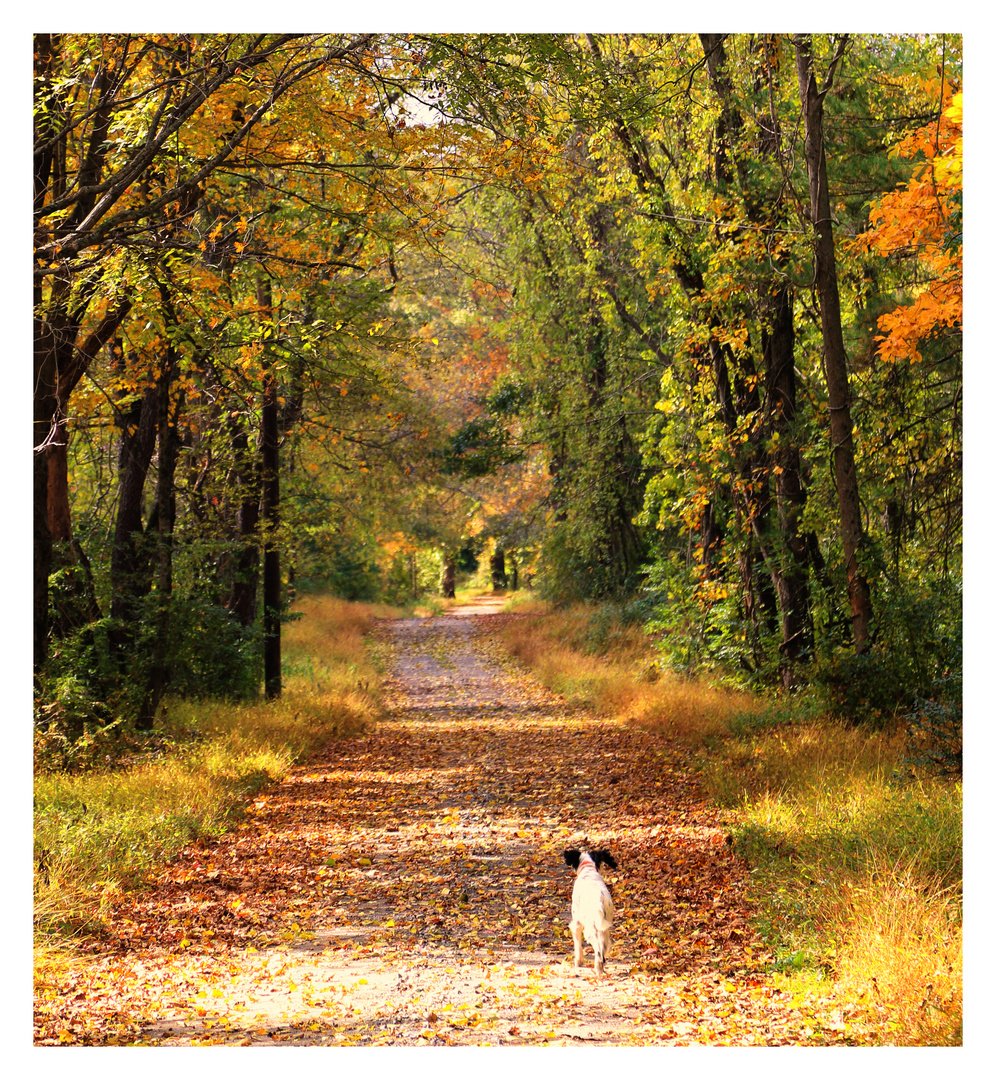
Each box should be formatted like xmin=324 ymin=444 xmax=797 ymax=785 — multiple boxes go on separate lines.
xmin=563 ymin=848 xmax=617 ymax=978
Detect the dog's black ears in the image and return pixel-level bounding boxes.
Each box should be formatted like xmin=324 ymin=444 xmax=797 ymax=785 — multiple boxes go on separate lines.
xmin=564 ymin=848 xmax=618 ymax=871
xmin=591 ymin=850 xmax=618 ymax=871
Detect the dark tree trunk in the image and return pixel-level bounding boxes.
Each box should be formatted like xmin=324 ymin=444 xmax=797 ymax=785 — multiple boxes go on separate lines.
xmin=46 ymin=426 xmax=71 ymax=545
xmin=34 ymin=284 xmax=78 ymax=675
xmin=254 ymin=274 xmax=282 ymax=698
xmin=699 ymin=501 xmax=723 ymax=580
xmin=490 ymin=547 xmax=507 ymax=591
xmin=139 ymin=356 xmax=184 ymax=729
xmin=261 ymin=366 xmax=281 ymax=700
xmin=441 ymin=553 xmax=456 ymax=598
xmin=109 ymin=377 xmax=159 ymax=669
xmin=698 ymin=34 xmax=814 ymax=681
xmin=258 ymin=273 xmax=282 ymax=700
xmin=226 ymin=412 xmax=261 ymax=627
xmin=763 ymin=286 xmax=813 ymax=683
xmin=794 ymin=35 xmax=873 ymax=653
xmin=33 ymin=287 xmax=130 ymax=674
xmin=33 ymin=439 xmax=52 ymax=677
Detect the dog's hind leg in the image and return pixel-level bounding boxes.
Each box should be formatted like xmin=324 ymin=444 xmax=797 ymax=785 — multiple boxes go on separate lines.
xmin=593 ymin=932 xmax=606 ymax=978
xmin=570 ymin=919 xmax=584 ymax=968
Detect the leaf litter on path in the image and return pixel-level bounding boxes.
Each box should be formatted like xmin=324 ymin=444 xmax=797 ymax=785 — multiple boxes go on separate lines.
xmin=35 ymin=597 xmax=873 ymax=1047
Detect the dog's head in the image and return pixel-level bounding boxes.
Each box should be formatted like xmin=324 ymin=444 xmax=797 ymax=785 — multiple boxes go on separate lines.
xmin=564 ymin=848 xmax=618 ymax=873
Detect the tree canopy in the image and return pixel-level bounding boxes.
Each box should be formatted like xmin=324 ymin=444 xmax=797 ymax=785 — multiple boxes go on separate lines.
xmin=34 ymin=32 xmax=962 ymax=733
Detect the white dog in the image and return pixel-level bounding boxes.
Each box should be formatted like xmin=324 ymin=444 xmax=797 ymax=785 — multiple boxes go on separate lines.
xmin=563 ymin=848 xmax=617 ymax=978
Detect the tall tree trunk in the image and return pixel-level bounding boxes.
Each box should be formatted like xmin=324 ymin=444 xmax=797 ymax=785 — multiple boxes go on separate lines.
xmin=46 ymin=426 xmax=71 ymax=544
xmin=490 ymin=547 xmax=507 ymax=591
xmin=258 ymin=277 xmax=281 ymax=699
xmin=33 ymin=277 xmax=74 ymax=676
xmin=226 ymin=412 xmax=261 ymax=627
xmin=33 ymin=441 xmax=52 ymax=677
xmin=440 ymin=552 xmax=456 ymax=598
xmin=794 ymin=34 xmax=873 ymax=653
xmin=508 ymin=549 xmax=519 ymax=591
xmin=108 ymin=375 xmax=159 ymax=668
xmin=699 ymin=34 xmax=813 ymax=683
xmin=33 ymin=285 xmax=130 ymax=673
xmin=763 ymin=285 xmax=812 ymax=680
xmin=261 ymin=367 xmax=281 ymax=699
xmin=139 ymin=350 xmax=184 ymax=729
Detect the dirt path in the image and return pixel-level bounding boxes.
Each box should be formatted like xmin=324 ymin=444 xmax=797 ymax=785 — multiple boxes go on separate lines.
xmin=37 ymin=598 xmax=864 ymax=1046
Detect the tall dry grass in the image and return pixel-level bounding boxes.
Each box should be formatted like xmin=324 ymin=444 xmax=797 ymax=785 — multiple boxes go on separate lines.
xmin=833 ymin=861 xmax=961 ymax=1045
xmin=500 ymin=603 xmax=749 ymax=737
xmin=499 ymin=600 xmax=962 ymax=1046
xmin=726 ymin=725 xmax=963 ymax=1047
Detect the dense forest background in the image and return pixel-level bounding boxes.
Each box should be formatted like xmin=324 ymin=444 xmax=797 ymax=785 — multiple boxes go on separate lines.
xmin=33 ymin=32 xmax=962 ymax=756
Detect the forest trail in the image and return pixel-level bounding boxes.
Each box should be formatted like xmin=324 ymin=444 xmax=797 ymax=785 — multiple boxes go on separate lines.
xmin=40 ymin=598 xmax=862 ymax=1047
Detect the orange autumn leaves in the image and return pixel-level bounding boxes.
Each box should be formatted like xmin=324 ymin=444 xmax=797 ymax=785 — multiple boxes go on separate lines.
xmin=861 ymin=90 xmax=963 ymax=364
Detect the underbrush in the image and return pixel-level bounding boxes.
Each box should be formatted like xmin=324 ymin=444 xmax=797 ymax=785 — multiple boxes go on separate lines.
xmin=501 ymin=600 xmax=963 ymax=1046
xmin=34 ymin=594 xmax=388 ymax=942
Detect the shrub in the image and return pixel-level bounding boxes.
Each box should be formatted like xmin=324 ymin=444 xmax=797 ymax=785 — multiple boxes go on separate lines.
xmin=163 ymin=594 xmax=262 ymax=700
xmin=901 ymin=662 xmax=962 ymax=776
xmin=814 ymin=575 xmax=961 ymax=730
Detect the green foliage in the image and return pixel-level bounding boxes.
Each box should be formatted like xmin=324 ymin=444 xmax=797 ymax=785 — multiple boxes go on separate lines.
xmin=437 ymin=415 xmax=523 ymax=479
xmin=380 ymin=548 xmax=444 ymax=606
xmin=902 ymin=673 xmax=962 ymax=777
xmin=35 ymin=615 xmax=122 ymax=754
xmin=37 ymin=566 xmax=264 ymax=760
xmin=161 ymin=595 xmax=263 ymax=701
xmin=291 ymin=527 xmax=383 ymax=602
xmin=814 ymin=574 xmax=961 ymax=729
xmin=641 ymin=552 xmax=783 ymax=684
xmin=37 ymin=32 xmax=962 ymax=770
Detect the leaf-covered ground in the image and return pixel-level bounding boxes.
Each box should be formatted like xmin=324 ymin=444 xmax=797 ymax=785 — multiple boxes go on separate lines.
xmin=35 ymin=598 xmax=873 ymax=1046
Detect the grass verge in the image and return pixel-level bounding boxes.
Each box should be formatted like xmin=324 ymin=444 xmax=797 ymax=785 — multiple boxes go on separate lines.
xmin=34 ymin=594 xmax=389 ymax=943
xmin=499 ymin=599 xmax=750 ymax=736
xmin=499 ymin=600 xmax=963 ymax=1046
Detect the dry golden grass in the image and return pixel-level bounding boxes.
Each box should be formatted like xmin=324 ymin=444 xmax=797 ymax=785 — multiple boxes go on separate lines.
xmin=500 ymin=605 xmax=750 ymax=739
xmin=279 ymin=593 xmax=391 ymax=730
xmin=830 ymin=861 xmax=962 ymax=1045
xmin=700 ymin=721 xmax=907 ymax=807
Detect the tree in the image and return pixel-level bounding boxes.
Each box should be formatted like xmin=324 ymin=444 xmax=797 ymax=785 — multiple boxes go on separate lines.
xmin=38 ymin=31 xmax=963 ymax=731
xmin=794 ymin=34 xmax=873 ymax=654
xmin=33 ymin=33 xmax=376 ymax=673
